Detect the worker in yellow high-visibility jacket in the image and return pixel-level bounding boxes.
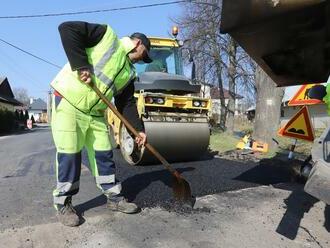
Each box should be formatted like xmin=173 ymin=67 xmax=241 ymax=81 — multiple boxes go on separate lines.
xmin=51 ymin=21 xmax=152 ymax=226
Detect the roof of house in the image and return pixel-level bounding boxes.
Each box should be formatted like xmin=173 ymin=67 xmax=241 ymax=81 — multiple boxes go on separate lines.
xmin=29 ymin=98 xmax=47 ymax=111
xmin=210 ymin=87 xmax=244 ymax=100
xmin=0 ymin=77 xmax=22 ymax=106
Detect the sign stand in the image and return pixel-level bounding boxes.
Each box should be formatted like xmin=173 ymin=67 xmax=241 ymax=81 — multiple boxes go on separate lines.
xmin=288 ymin=139 xmax=297 ymax=160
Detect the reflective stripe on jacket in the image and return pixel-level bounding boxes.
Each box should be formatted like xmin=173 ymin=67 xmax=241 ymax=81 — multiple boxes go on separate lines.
xmin=51 ymin=25 xmax=136 ymax=116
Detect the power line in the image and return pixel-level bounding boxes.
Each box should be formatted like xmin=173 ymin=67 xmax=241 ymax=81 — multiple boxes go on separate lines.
xmin=0 ymin=38 xmax=61 ymax=69
xmin=0 ymin=1 xmax=189 ymax=19
xmin=0 ymin=46 xmax=46 ymax=89
xmin=0 ymin=0 xmax=196 ymax=69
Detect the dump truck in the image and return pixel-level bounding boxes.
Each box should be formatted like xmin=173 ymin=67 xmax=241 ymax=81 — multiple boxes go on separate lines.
xmin=108 ymin=29 xmax=211 ymax=165
xmin=220 ymin=0 xmax=330 ymax=204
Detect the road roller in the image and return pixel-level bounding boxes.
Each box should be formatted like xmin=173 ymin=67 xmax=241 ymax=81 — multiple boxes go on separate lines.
xmin=107 ymin=32 xmax=211 ymax=165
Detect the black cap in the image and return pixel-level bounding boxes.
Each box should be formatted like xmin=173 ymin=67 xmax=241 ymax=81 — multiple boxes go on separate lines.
xmin=130 ymin=32 xmax=152 ymax=63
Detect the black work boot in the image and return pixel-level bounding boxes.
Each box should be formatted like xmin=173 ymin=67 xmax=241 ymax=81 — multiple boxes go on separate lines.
xmin=107 ymin=195 xmax=140 ymax=214
xmin=56 ymin=198 xmax=80 ymax=227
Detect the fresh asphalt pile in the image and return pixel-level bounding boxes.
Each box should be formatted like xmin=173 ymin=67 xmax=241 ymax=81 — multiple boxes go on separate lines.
xmin=82 ymin=148 xmax=301 ymax=211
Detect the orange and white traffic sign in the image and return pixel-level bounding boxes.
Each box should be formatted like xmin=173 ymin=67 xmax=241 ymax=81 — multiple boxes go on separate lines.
xmin=288 ymin=83 xmax=324 ymax=106
xmin=27 ymin=119 xmax=32 ymax=130
xmin=278 ymin=106 xmax=315 ymax=142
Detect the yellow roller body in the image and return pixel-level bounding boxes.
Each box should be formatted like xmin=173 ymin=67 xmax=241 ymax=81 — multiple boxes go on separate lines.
xmin=107 ymin=35 xmax=211 ymax=165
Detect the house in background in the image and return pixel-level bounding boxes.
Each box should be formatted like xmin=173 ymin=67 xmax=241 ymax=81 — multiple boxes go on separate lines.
xmin=0 ymin=77 xmax=22 ymax=111
xmin=28 ymin=98 xmax=48 ymax=122
xmin=200 ymin=84 xmax=244 ymax=124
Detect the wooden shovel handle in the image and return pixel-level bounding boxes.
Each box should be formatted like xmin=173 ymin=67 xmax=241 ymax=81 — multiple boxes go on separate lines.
xmin=90 ymin=83 xmax=177 ymax=175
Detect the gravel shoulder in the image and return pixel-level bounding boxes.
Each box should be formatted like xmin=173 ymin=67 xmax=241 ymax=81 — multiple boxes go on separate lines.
xmin=1 ymin=184 xmax=329 ymax=248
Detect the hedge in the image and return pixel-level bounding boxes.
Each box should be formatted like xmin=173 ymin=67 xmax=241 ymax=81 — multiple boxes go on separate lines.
xmin=0 ymin=109 xmax=16 ymax=133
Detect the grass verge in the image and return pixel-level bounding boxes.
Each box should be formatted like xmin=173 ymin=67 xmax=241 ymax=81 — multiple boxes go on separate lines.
xmin=209 ymin=125 xmax=325 ymax=158
xmin=275 ymin=128 xmax=325 ymax=156
xmin=209 ymin=129 xmax=241 ymax=153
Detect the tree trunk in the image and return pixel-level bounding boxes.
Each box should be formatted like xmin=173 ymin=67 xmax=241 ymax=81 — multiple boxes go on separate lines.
xmin=211 ymin=39 xmax=227 ymax=131
xmin=218 ymin=80 xmax=227 ymax=131
xmin=253 ymin=66 xmax=284 ymax=151
xmin=214 ymin=57 xmax=226 ymax=131
xmin=226 ymin=37 xmax=237 ymax=134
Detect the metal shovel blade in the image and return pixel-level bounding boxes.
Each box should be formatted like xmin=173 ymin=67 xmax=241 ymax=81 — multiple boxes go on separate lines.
xmin=172 ymin=171 xmax=193 ymax=206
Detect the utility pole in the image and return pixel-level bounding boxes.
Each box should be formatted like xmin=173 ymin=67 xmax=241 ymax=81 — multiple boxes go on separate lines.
xmin=47 ymin=90 xmax=52 ymax=124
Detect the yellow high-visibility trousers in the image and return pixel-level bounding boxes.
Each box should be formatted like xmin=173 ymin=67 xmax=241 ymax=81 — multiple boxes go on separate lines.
xmin=51 ymin=93 xmax=121 ymax=208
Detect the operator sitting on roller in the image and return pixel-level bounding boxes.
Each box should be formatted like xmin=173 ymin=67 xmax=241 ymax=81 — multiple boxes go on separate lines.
xmin=51 ymin=21 xmax=151 ymax=227
xmin=145 ymin=58 xmax=168 ymax=72
xmin=145 ymin=50 xmax=168 ymax=73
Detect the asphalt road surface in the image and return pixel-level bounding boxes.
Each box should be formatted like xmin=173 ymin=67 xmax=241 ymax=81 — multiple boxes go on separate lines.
xmin=0 ymin=126 xmax=300 ymax=228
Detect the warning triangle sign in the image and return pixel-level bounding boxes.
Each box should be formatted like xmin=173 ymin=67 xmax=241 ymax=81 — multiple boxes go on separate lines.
xmin=288 ymin=83 xmax=324 ymax=106
xmin=278 ymin=106 xmax=315 ymax=142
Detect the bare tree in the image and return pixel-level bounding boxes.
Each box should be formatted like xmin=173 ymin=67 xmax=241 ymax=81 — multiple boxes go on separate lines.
xmin=235 ymin=46 xmax=257 ymax=108
xmin=13 ymin=87 xmax=30 ymax=106
xmin=174 ymin=0 xmax=256 ymax=130
xmin=226 ymin=36 xmax=237 ymax=133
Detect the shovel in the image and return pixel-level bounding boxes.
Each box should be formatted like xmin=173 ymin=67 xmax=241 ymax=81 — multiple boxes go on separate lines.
xmin=89 ymin=83 xmax=193 ymax=205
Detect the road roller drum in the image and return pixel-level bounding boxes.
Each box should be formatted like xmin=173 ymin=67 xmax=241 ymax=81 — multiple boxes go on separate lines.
xmin=118 ymin=113 xmax=210 ymax=165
